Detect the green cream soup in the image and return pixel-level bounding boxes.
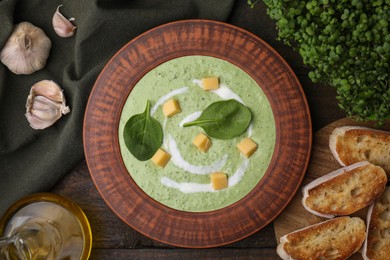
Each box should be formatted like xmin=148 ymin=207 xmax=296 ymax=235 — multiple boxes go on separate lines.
xmin=119 ymin=56 xmax=275 ymax=212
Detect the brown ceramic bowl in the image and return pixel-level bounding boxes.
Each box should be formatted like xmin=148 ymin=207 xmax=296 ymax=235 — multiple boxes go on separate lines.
xmin=83 ymin=20 xmax=312 ymax=248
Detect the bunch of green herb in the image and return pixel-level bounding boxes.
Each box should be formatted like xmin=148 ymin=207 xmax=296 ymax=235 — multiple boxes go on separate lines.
xmin=250 ymin=0 xmax=389 ymax=123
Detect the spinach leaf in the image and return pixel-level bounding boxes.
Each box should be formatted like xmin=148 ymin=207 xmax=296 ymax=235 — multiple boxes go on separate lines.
xmin=183 ymin=99 xmax=252 ymax=139
xmin=123 ymin=100 xmax=163 ymax=161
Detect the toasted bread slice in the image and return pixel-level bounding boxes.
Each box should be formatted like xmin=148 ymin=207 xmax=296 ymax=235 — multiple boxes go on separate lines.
xmin=277 ymin=216 xmax=366 ymax=260
xmin=329 ymin=126 xmax=390 ymax=177
xmin=302 ymin=161 xmax=387 ymax=218
xmin=362 ymin=186 xmax=390 ymax=260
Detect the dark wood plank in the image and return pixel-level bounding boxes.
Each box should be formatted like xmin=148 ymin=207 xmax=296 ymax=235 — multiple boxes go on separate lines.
xmin=90 ymin=248 xmax=279 ymax=259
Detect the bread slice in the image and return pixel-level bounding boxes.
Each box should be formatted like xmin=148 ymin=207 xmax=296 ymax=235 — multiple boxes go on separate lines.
xmin=329 ymin=126 xmax=390 ymax=177
xmin=362 ymin=186 xmax=390 ymax=260
xmin=302 ymin=161 xmax=387 ymax=218
xmin=277 ymin=216 xmax=366 ymax=260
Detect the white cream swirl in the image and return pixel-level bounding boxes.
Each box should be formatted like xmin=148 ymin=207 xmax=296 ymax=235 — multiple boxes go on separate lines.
xmin=154 ymin=80 xmax=253 ymax=193
xmin=167 ymin=134 xmax=228 ymax=175
xmin=151 ymin=86 xmax=188 ymax=115
xmin=160 ymin=158 xmax=250 ymax=193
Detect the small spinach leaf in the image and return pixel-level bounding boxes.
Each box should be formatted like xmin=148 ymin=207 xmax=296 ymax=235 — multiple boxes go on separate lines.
xmin=183 ymin=99 xmax=252 ymax=139
xmin=123 ymin=100 xmax=163 ymax=161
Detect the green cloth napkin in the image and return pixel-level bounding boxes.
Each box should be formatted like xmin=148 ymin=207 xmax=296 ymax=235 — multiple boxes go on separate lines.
xmin=0 ymin=0 xmax=235 ymax=215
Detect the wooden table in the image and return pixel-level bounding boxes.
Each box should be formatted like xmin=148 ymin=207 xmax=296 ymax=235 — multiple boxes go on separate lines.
xmin=52 ymin=1 xmax=345 ymax=259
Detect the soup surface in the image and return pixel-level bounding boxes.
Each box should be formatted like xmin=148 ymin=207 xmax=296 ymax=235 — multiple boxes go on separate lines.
xmin=119 ymin=55 xmax=276 ymax=212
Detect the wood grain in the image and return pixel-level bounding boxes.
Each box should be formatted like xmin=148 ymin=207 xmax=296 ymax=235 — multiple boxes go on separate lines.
xmin=90 ymin=248 xmax=278 ymax=259
xmin=83 ymin=20 xmax=311 ymax=248
xmin=274 ymin=118 xmax=390 ymax=259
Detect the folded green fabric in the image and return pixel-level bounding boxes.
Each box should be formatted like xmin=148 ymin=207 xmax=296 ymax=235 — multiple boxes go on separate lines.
xmin=0 ymin=0 xmax=235 ymax=215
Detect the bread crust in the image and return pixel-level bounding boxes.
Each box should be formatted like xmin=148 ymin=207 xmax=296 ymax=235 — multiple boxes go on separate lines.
xmin=329 ymin=126 xmax=390 ymax=177
xmin=302 ymin=161 xmax=387 ymax=218
xmin=277 ymin=216 xmax=366 ymax=260
xmin=362 ymin=187 xmax=390 ymax=260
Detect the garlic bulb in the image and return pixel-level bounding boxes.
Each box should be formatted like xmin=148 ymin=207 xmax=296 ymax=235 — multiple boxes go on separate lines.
xmin=52 ymin=5 xmax=77 ymax=37
xmin=25 ymin=80 xmax=70 ymax=130
xmin=0 ymin=22 xmax=51 ymax=75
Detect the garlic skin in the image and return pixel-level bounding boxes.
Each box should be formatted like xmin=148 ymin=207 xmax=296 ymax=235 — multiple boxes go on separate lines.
xmin=0 ymin=22 xmax=51 ymax=75
xmin=53 ymin=5 xmax=77 ymax=37
xmin=25 ymin=80 xmax=70 ymax=130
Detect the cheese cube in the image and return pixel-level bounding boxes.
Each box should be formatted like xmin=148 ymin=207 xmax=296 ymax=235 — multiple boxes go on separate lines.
xmin=151 ymin=149 xmax=171 ymax=168
xmin=192 ymin=133 xmax=212 ymax=152
xmin=237 ymin=137 xmax=258 ymax=158
xmin=202 ymin=77 xmax=219 ymax=90
xmin=162 ymin=99 xmax=181 ymax=117
xmin=210 ymin=172 xmax=228 ymax=190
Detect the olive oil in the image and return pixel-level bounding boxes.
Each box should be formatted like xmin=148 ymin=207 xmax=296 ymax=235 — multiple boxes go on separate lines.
xmin=0 ymin=194 xmax=91 ymax=260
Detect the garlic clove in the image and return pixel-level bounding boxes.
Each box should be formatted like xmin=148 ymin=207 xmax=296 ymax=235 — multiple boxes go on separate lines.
xmin=25 ymin=80 xmax=70 ymax=130
xmin=30 ymin=96 xmax=55 ymax=111
xmin=31 ymin=96 xmax=62 ymax=120
xmin=31 ymin=79 xmax=66 ymax=103
xmin=0 ymin=22 xmax=51 ymax=75
xmin=26 ymin=113 xmax=53 ymax=130
xmin=52 ymin=5 xmax=77 ymax=38
xmin=31 ymin=108 xmax=60 ymax=122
